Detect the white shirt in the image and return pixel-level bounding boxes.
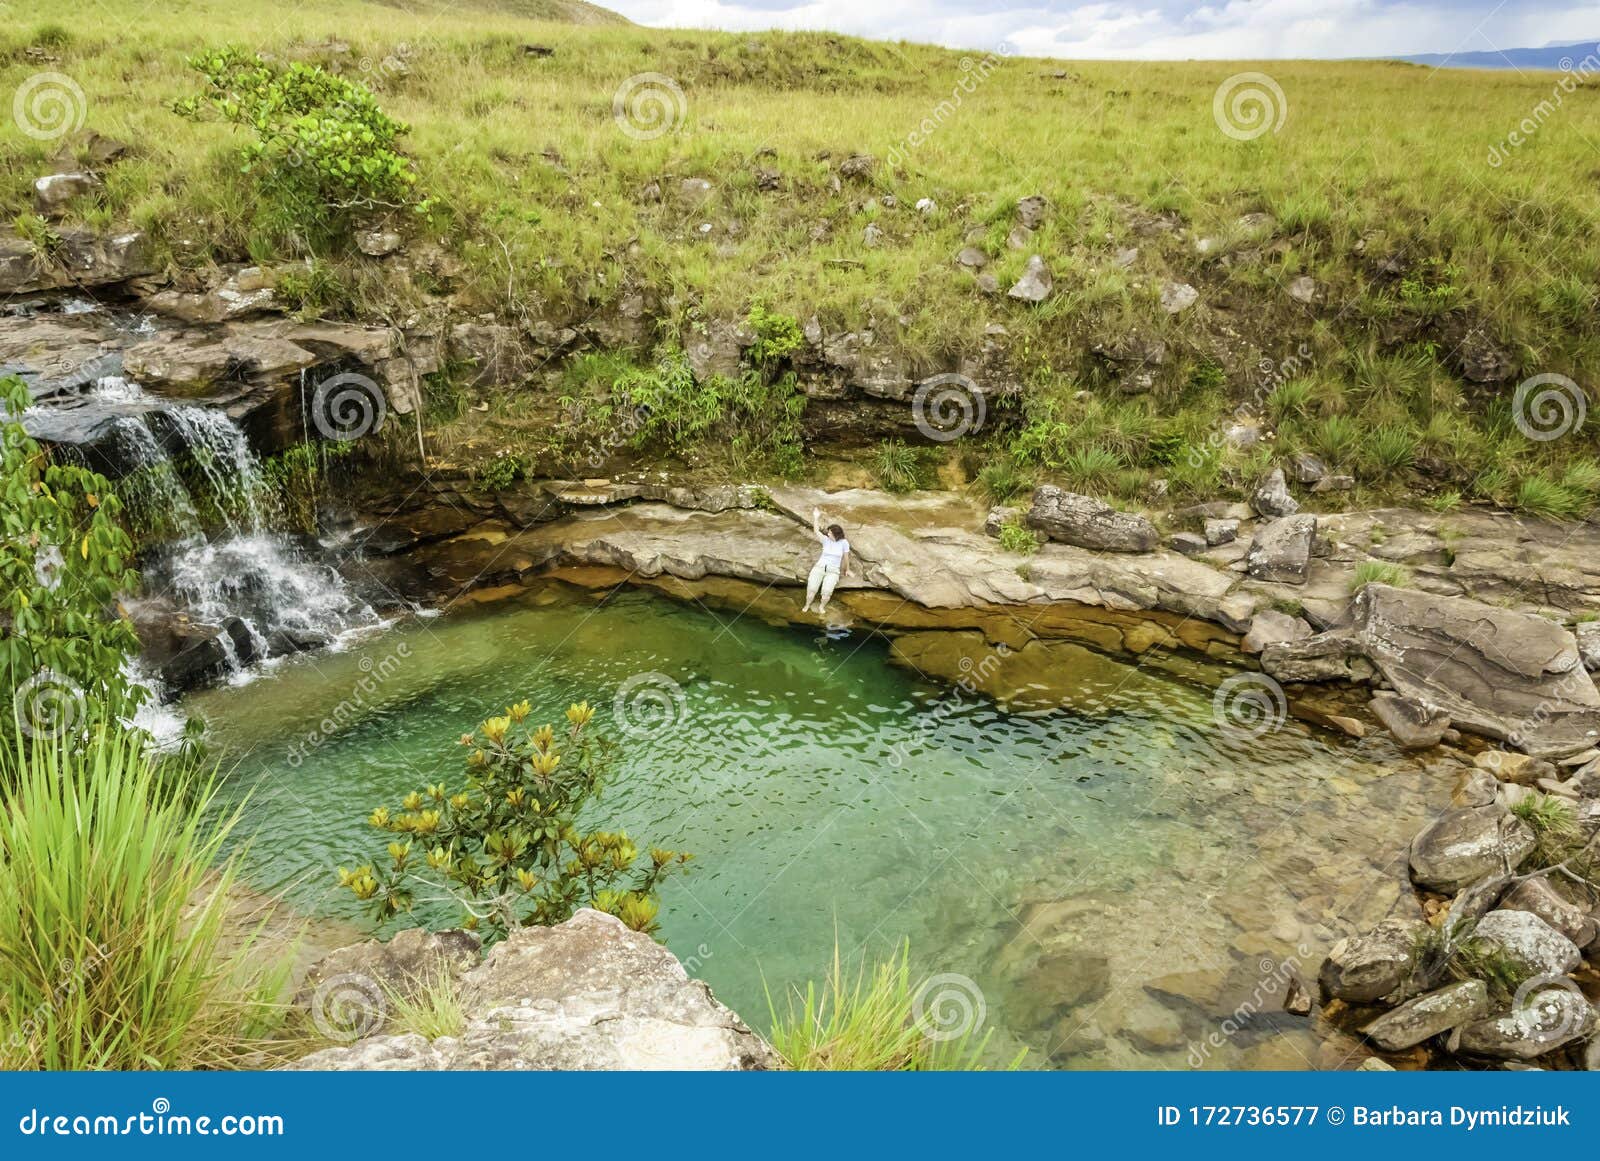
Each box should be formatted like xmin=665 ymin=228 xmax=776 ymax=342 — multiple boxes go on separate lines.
xmin=819 ymin=537 xmax=850 ymax=563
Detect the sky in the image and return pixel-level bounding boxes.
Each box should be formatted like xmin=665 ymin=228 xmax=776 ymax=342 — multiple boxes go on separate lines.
xmin=598 ymin=0 xmax=1600 ymax=60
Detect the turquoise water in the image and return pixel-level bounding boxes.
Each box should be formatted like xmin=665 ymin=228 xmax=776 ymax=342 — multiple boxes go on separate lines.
xmin=185 ymin=581 xmax=1447 ymax=1068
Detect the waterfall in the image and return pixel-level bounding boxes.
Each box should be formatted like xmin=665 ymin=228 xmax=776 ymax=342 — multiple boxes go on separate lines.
xmin=98 ymin=380 xmax=380 ymax=684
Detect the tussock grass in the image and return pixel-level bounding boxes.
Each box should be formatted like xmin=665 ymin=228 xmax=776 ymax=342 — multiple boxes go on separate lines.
xmin=385 ymin=971 xmax=467 ymax=1040
xmin=0 ymin=729 xmax=291 ymax=1069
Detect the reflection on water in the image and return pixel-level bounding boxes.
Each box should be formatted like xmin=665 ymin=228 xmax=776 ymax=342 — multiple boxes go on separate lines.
xmin=185 ymin=582 xmax=1449 ymax=1069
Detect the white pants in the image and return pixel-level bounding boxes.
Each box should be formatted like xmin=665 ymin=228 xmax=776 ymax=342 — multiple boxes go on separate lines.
xmin=806 ymin=559 xmax=840 ymax=606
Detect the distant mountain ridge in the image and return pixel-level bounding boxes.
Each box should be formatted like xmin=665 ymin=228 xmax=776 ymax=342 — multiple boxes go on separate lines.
xmin=1396 ymin=39 xmax=1599 ymax=70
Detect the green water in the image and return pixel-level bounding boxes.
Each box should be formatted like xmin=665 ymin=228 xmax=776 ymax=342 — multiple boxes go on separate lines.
xmin=186 ymin=582 xmax=1448 ymax=1068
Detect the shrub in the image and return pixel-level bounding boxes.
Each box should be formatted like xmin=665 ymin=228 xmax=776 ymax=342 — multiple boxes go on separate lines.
xmin=175 ymin=48 xmax=429 ymax=252
xmin=977 ymin=457 xmax=1034 ymax=503
xmin=472 ymin=451 xmax=529 ymax=493
xmin=341 ymin=700 xmax=690 ymax=940
xmin=997 ymin=518 xmax=1041 ymax=555
xmin=1 ymin=375 xmax=144 ymax=736
xmin=869 ymin=439 xmax=931 ymax=493
xmin=0 ymin=728 xmax=287 ymax=1068
xmin=765 ymin=942 xmax=1020 ymax=1071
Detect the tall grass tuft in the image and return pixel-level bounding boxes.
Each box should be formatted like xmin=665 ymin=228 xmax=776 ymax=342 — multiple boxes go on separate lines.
xmin=765 ymin=942 xmax=1020 ymax=1070
xmin=0 ymin=729 xmax=288 ymax=1069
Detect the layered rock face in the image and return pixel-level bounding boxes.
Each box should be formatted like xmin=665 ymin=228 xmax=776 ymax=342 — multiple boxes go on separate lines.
xmin=286 ymin=910 xmax=778 ymax=1071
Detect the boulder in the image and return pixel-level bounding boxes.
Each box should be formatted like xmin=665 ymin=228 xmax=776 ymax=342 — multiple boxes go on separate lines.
xmin=1250 ymin=468 xmax=1300 ymax=517
xmin=295 ymin=928 xmax=482 ymax=1017
xmin=34 ymin=171 xmax=99 ymax=217
xmin=1241 ymin=609 xmax=1312 ymax=655
xmin=1008 ymin=255 xmax=1053 ymax=303
xmin=1353 ymin=584 xmax=1600 ymax=758
xmin=1025 ymin=487 xmax=1158 ymax=553
xmin=0 ymin=228 xmax=155 ymax=295
xmin=1246 ymin=516 xmax=1315 ymax=584
xmin=982 ymin=506 xmax=1020 ymax=538
xmin=1169 ymin=532 xmax=1208 ymax=555
xmin=1471 ymin=910 xmax=1583 ymax=978
xmin=1474 ymin=750 xmax=1553 ymax=786
xmin=1260 ymin=630 xmax=1372 ymax=683
xmin=1499 ymin=878 xmax=1600 ymax=948
xmin=1408 ymin=807 xmax=1537 ymax=894
xmin=1362 ymin=980 xmax=1489 ymax=1050
xmin=1457 ymin=991 xmax=1597 ymax=1060
xmin=1369 ymin=692 xmax=1451 ymax=750
xmin=286 ymin=910 xmax=776 ymax=1071
xmin=1319 ymin=917 xmax=1427 ymax=1003
xmin=1204 ymin=518 xmax=1239 ymax=546
xmin=1577 ymin=622 xmax=1600 ymax=672
xmin=1290 ymin=453 xmax=1328 ymax=485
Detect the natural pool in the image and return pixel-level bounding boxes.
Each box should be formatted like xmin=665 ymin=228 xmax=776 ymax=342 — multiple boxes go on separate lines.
xmin=185 ymin=580 xmax=1452 ymax=1068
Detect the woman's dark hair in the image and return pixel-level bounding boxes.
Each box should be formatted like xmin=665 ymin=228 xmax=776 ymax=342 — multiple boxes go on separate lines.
xmin=827 ymin=524 xmax=846 ymax=541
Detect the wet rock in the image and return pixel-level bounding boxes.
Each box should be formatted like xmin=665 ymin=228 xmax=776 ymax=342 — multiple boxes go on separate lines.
xmin=1241 ymin=609 xmax=1312 ymax=654
xmin=1474 ymin=750 xmax=1553 ymax=786
xmin=1008 ymin=255 xmax=1053 ymax=303
xmin=1284 ymin=975 xmax=1313 ymax=1016
xmin=1408 ymin=807 xmax=1537 ymax=894
xmin=1353 ymin=584 xmax=1600 ymax=758
xmin=1473 ymin=910 xmax=1583 ymax=978
xmin=1025 ymin=486 xmax=1158 ymax=552
xmin=1362 ymin=980 xmax=1489 ymax=1050
xmin=1499 ymin=878 xmax=1600 ymax=948
xmin=1102 ymin=992 xmax=1185 ymax=1052
xmin=1204 ymin=518 xmax=1239 ymax=546
xmin=1369 ymin=692 xmax=1451 ymax=750
xmin=1159 ymin=281 xmax=1198 ymax=313
xmin=287 ymin=911 xmax=776 ymax=1071
xmin=1015 ymin=948 xmax=1112 ymax=1025
xmin=34 ymin=171 xmax=99 ymax=217
xmin=158 ymin=625 xmax=231 ymax=691
xmin=1319 ymin=917 xmax=1427 ymax=1003
xmin=1246 ymin=515 xmax=1315 ymax=584
xmin=1251 ymin=468 xmax=1299 ymax=517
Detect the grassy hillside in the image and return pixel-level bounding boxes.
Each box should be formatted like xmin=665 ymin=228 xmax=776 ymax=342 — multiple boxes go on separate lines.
xmin=4 ymin=1 xmax=1599 ymax=513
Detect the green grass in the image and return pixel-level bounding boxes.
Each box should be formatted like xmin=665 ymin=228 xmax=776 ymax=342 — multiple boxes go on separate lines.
xmin=0 ymin=728 xmax=291 ymax=1069
xmin=4 ymin=1 xmax=1600 ymax=506
xmin=869 ymin=438 xmax=932 ymax=493
xmin=1349 ymin=560 xmax=1411 ymax=592
xmin=384 ymin=971 xmax=467 ymax=1040
xmin=765 ymin=942 xmax=1019 ymax=1071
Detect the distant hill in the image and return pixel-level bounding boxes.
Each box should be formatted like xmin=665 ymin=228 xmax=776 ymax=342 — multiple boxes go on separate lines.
xmin=1396 ymin=40 xmax=1597 ymax=70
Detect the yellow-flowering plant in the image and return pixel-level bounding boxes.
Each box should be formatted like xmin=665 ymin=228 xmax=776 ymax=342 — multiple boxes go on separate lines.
xmin=339 ymin=699 xmax=689 ymax=940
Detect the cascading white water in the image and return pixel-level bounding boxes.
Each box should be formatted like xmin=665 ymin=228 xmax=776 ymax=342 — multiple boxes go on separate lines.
xmin=99 ymin=379 xmax=380 ymax=679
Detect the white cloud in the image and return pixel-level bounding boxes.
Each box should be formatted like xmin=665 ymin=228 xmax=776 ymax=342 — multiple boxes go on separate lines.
xmin=601 ymin=0 xmax=1600 ymax=59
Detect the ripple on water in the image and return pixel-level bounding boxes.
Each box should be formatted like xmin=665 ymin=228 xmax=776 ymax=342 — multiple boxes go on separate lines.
xmin=184 ymin=583 xmax=1450 ymax=1069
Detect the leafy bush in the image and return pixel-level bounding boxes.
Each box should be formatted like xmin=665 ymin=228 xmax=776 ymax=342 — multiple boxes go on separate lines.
xmin=869 ymin=439 xmax=932 ymax=493
xmin=176 ymin=47 xmax=429 ymax=252
xmin=472 ymin=451 xmax=529 ymax=493
xmin=766 ymin=942 xmax=1020 ymax=1070
xmin=997 ymin=517 xmax=1041 ymax=555
xmin=341 ymin=700 xmax=690 ymax=940
xmin=1 ymin=375 xmax=144 ymax=736
xmin=0 ymin=728 xmax=288 ymax=1068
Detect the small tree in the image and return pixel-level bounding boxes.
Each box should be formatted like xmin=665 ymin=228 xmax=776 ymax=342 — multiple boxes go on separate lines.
xmin=1 ymin=375 xmax=143 ymax=739
xmin=340 ymin=700 xmax=689 ymax=939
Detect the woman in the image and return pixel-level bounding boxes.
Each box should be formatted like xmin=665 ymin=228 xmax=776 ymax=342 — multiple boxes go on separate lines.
xmin=801 ymin=506 xmax=850 ymax=617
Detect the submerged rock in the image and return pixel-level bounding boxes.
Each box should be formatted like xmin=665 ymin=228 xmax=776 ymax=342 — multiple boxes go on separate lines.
xmin=1369 ymin=692 xmax=1451 ymax=750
